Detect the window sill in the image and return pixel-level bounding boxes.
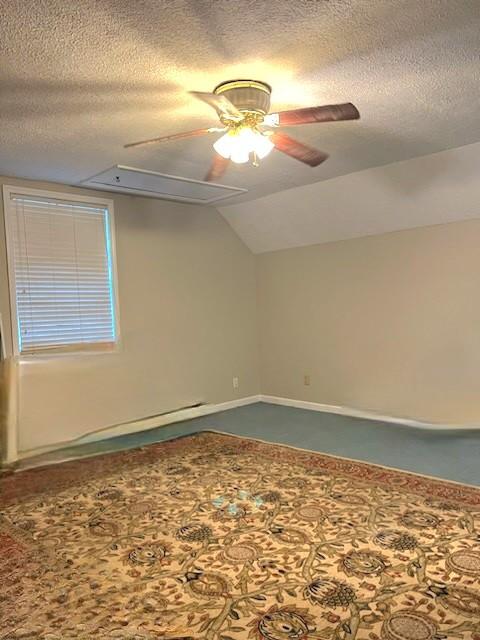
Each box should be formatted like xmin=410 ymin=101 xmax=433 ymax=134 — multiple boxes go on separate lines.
xmin=16 ymin=342 xmax=120 ymax=363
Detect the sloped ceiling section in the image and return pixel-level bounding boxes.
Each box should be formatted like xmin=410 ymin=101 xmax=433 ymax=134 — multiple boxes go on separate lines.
xmin=1 ymin=0 xmax=480 ymax=204
xmin=218 ymin=142 xmax=480 ymax=253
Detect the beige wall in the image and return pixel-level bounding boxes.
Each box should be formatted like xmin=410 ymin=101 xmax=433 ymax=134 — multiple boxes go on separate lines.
xmin=0 ymin=176 xmax=259 ymax=453
xmin=257 ymin=220 xmax=480 ymax=424
xmin=2 ymin=174 xmax=480 ymax=456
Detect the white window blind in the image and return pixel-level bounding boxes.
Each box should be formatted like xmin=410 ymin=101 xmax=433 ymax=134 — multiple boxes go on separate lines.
xmin=5 ymin=190 xmax=118 ymax=355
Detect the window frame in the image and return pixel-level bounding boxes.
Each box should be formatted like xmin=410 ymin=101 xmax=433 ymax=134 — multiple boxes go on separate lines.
xmin=2 ymin=185 xmax=121 ymax=360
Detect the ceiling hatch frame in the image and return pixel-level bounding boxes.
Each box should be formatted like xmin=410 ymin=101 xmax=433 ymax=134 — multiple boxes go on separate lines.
xmin=79 ymin=165 xmax=247 ymax=205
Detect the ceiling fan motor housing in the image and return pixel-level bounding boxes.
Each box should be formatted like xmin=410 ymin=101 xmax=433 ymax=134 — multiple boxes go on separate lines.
xmin=214 ymin=80 xmax=272 ymax=119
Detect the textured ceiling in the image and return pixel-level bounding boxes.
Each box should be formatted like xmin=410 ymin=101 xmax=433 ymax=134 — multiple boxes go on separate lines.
xmin=1 ymin=0 xmax=479 ymax=204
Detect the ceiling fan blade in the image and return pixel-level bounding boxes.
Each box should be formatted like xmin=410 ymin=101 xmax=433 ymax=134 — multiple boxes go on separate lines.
xmin=272 ymin=103 xmax=360 ymax=127
xmin=124 ymin=128 xmax=221 ymax=149
xmin=190 ymin=91 xmax=243 ymax=121
xmin=204 ymin=154 xmax=230 ymax=182
xmin=271 ymin=132 xmax=328 ymax=167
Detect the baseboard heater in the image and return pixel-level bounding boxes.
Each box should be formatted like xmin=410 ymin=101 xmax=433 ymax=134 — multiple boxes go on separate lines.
xmin=76 ymin=401 xmax=207 ymax=444
xmin=14 ymin=401 xmax=208 ymax=464
xmin=110 ymin=401 xmax=206 ymax=427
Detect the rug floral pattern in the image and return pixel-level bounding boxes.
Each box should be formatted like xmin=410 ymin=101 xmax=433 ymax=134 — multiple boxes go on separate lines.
xmin=1 ymin=431 xmax=480 ymax=640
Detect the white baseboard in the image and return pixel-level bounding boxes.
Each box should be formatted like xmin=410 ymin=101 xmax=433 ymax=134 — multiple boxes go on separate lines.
xmin=259 ymin=394 xmax=480 ymax=431
xmin=13 ymin=392 xmax=480 ymax=465
xmin=16 ymin=395 xmax=262 ymax=461
xmin=78 ymin=395 xmax=262 ymax=444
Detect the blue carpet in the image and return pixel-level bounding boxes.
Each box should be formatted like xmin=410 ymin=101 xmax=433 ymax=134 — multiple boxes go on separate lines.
xmin=36 ymin=402 xmax=480 ymax=487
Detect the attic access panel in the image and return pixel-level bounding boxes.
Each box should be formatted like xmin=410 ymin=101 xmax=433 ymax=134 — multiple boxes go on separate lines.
xmin=79 ymin=166 xmax=247 ymax=205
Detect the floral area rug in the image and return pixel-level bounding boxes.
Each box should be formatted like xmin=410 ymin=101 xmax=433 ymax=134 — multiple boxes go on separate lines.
xmin=1 ymin=431 xmax=480 ymax=640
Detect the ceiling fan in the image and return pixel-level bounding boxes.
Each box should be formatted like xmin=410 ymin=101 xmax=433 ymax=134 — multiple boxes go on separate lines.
xmin=124 ymin=80 xmax=360 ymax=182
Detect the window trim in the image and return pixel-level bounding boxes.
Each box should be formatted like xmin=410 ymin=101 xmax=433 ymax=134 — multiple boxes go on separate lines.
xmin=2 ymin=185 xmax=121 ymax=360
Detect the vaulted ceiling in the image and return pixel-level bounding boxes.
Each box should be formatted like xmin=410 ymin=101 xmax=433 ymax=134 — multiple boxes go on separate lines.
xmin=219 ymin=142 xmax=480 ymax=253
xmin=2 ymin=0 xmax=480 ymax=207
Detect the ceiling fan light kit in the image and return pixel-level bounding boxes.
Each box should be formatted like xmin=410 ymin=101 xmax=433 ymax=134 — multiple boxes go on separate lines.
xmin=213 ymin=127 xmax=275 ymax=164
xmin=211 ymin=80 xmax=275 ymax=164
xmin=125 ymin=79 xmax=360 ymax=181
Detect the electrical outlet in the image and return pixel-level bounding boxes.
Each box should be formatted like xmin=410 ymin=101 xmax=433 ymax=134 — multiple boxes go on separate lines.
xmin=233 ymin=376 xmax=239 ymax=389
xmin=304 ymin=374 xmax=311 ymax=386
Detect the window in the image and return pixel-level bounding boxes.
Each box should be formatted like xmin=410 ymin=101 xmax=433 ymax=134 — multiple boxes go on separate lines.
xmin=3 ymin=186 xmax=119 ymax=356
